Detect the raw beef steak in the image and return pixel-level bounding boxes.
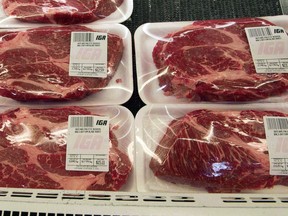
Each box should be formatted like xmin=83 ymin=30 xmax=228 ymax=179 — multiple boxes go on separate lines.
xmin=2 ymin=0 xmax=124 ymax=24
xmin=0 ymin=106 xmax=132 ymax=191
xmin=0 ymin=25 xmax=123 ymax=101
xmin=152 ymin=18 xmax=288 ymax=101
xmin=150 ymin=109 xmax=288 ymax=192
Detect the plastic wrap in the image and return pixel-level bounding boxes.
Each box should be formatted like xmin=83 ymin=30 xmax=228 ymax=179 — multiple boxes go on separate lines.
xmin=0 ymin=24 xmax=133 ymax=106
xmin=135 ymin=104 xmax=288 ymax=193
xmin=280 ymin=0 xmax=288 ymax=14
xmin=135 ymin=15 xmax=288 ymax=104
xmin=0 ymin=0 xmax=133 ymax=24
xmin=0 ymin=105 xmax=135 ymax=191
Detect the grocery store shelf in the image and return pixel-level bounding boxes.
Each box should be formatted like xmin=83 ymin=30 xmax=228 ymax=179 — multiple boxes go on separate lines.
xmin=0 ymin=0 xmax=286 ymax=215
xmin=0 ymin=188 xmax=288 ymax=208
xmin=1 ymin=200 xmax=288 ymax=216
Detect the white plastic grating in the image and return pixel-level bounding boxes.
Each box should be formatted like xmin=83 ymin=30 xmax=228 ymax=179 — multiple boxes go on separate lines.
xmin=0 ymin=188 xmax=288 ymax=208
xmin=1 ymin=200 xmax=288 ymax=216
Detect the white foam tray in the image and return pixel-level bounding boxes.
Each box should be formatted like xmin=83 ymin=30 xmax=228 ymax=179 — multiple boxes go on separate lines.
xmin=0 ymin=105 xmax=136 ymax=192
xmin=135 ymin=103 xmax=288 ymax=194
xmin=134 ymin=15 xmax=288 ymax=104
xmin=0 ymin=23 xmax=133 ymax=106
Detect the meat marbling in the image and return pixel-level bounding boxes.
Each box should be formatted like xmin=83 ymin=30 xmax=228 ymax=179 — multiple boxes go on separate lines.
xmin=0 ymin=106 xmax=132 ymax=191
xmin=0 ymin=25 xmax=123 ymax=101
xmin=2 ymin=0 xmax=124 ymax=24
xmin=150 ymin=109 xmax=288 ymax=192
xmin=152 ymin=18 xmax=288 ymax=102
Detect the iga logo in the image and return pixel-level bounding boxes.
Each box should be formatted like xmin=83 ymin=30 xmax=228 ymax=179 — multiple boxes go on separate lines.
xmin=258 ymin=41 xmax=285 ymax=55
xmin=95 ymin=120 xmax=108 ymax=126
xmin=274 ymin=136 xmax=288 ymax=154
xmin=75 ymin=48 xmax=102 ymax=60
xmin=274 ymin=28 xmax=285 ymax=34
xmin=95 ymin=35 xmax=106 ymax=40
xmin=73 ymin=134 xmax=105 ymax=150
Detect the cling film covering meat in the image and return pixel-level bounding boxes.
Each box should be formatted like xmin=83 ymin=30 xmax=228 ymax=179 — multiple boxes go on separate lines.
xmin=0 ymin=0 xmax=131 ymax=24
xmin=0 ymin=25 xmax=122 ymax=101
xmin=135 ymin=104 xmax=288 ymax=193
xmin=0 ymin=106 xmax=134 ymax=191
xmin=0 ymin=24 xmax=133 ymax=105
xmin=135 ymin=16 xmax=288 ymax=104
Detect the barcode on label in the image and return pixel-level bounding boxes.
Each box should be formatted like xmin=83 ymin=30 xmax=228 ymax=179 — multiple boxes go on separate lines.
xmin=266 ymin=117 xmax=288 ymax=130
xmin=247 ymin=27 xmax=273 ymax=37
xmin=73 ymin=32 xmax=93 ymax=42
xmin=70 ymin=116 xmax=94 ymax=127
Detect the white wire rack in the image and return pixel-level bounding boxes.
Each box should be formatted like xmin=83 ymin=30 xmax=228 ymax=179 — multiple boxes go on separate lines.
xmin=1 ymin=199 xmax=288 ymax=216
xmin=0 ymin=187 xmax=288 ymax=213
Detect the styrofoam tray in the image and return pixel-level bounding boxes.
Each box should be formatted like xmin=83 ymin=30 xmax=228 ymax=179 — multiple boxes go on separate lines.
xmin=0 ymin=0 xmax=133 ymax=25
xmin=0 ymin=23 xmax=133 ymax=106
xmin=135 ymin=103 xmax=288 ymax=194
xmin=134 ymin=15 xmax=288 ymax=104
xmin=0 ymin=105 xmax=136 ymax=192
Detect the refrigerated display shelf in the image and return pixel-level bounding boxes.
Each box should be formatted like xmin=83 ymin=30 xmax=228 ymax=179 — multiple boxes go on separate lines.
xmin=1 ymin=200 xmax=288 ymax=216
xmin=0 ymin=189 xmax=288 ymax=208
xmin=0 ymin=0 xmax=287 ymax=215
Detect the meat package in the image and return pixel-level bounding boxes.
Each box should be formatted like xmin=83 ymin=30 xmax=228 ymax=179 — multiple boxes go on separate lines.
xmin=135 ymin=16 xmax=288 ymax=104
xmin=136 ymin=104 xmax=288 ymax=193
xmin=1 ymin=0 xmax=132 ymax=24
xmin=0 ymin=106 xmax=134 ymax=191
xmin=0 ymin=24 xmax=133 ymax=105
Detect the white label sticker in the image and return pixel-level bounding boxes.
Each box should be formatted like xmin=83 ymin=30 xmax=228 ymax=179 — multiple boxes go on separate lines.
xmin=66 ymin=115 xmax=110 ymax=172
xmin=245 ymin=26 xmax=288 ymax=73
xmin=69 ymin=32 xmax=108 ymax=78
xmin=264 ymin=116 xmax=288 ymax=175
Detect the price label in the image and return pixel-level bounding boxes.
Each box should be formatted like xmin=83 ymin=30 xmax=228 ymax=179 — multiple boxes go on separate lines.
xmin=264 ymin=116 xmax=288 ymax=175
xmin=69 ymin=32 xmax=108 ymax=78
xmin=245 ymin=26 xmax=288 ymax=73
xmin=66 ymin=115 xmax=110 ymax=172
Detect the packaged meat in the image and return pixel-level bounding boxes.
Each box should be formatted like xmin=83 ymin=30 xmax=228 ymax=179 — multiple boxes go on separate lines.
xmin=0 ymin=24 xmax=133 ymax=105
xmin=135 ymin=15 xmax=288 ymax=104
xmin=135 ymin=104 xmax=288 ymax=193
xmin=0 ymin=105 xmax=134 ymax=191
xmin=0 ymin=0 xmax=133 ymax=24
